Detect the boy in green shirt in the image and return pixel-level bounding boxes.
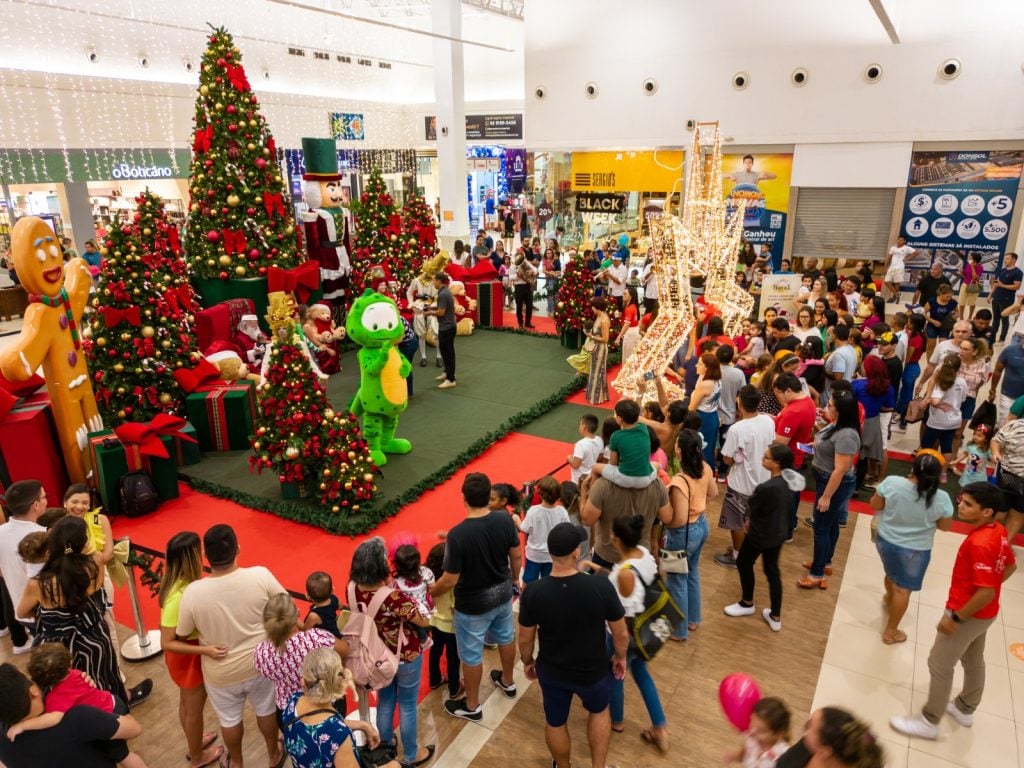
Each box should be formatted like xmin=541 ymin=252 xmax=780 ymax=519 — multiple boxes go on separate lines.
xmin=590 ymin=399 xmax=658 ymax=488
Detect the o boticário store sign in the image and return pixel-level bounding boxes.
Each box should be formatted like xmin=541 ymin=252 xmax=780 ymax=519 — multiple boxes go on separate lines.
xmin=0 ymin=148 xmax=192 ymax=183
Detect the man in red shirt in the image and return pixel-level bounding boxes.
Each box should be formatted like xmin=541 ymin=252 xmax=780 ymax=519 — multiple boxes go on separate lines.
xmin=891 ymin=482 xmax=1016 ymax=740
xmin=773 ymin=373 xmax=816 ymax=541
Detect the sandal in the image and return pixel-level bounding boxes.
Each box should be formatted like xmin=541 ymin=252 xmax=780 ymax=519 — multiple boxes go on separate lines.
xmin=186 ymin=733 xmax=220 ymax=762
xmin=687 ymin=622 xmax=699 ymax=632
xmin=802 ymin=561 xmax=833 ymax=576
xmin=270 ymin=740 xmax=286 ymax=768
xmin=882 ymin=630 xmax=908 ymax=645
xmin=190 ymin=745 xmax=227 ymax=768
xmin=796 ymin=576 xmax=827 ymax=590
xmin=611 ymin=724 xmax=625 ymax=733
xmin=407 ymin=744 xmax=436 ymax=767
xmin=640 ymin=728 xmax=669 ymax=754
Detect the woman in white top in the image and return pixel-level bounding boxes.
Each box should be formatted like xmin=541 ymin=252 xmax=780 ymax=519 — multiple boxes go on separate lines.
xmin=580 ymin=513 xmax=668 ymax=753
xmin=792 ymin=306 xmax=817 ymax=343
xmin=921 ymin=355 xmax=967 ymax=475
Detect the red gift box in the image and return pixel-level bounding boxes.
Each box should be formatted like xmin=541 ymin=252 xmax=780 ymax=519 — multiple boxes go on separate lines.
xmin=0 ymin=396 xmax=69 ymax=503
xmin=465 ymin=281 xmax=503 ymax=328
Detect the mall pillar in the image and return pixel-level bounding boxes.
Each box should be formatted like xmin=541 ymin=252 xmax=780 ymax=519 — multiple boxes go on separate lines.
xmin=63 ymin=181 xmax=98 ymax=252
xmin=431 ymin=0 xmax=469 ymax=245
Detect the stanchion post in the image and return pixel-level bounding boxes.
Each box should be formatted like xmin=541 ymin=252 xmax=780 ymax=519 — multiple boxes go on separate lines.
xmin=119 ymin=540 xmax=163 ymax=662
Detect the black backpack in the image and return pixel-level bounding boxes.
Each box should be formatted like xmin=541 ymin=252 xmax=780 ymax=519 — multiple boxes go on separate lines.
xmin=118 ymin=471 xmax=160 ymax=517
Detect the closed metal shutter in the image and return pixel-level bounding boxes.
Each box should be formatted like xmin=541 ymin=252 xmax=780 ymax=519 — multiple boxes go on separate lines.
xmin=792 ymin=187 xmax=896 ymax=263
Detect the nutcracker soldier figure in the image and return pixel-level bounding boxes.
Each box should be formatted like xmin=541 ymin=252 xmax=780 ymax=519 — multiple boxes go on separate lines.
xmin=300 ymin=137 xmax=352 ymax=305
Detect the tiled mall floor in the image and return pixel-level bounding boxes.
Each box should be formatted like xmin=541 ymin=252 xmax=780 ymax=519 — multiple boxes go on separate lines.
xmin=814 ymin=514 xmax=1024 ymax=768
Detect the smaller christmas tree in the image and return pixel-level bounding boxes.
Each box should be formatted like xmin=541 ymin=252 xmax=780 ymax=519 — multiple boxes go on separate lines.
xmin=86 ymin=190 xmax=200 ymax=425
xmin=350 ymin=169 xmax=418 ymax=299
xmin=554 ymin=251 xmax=594 ymax=334
xmin=250 ymin=293 xmax=377 ymax=512
xmin=401 ymin=192 xmax=435 ymax=277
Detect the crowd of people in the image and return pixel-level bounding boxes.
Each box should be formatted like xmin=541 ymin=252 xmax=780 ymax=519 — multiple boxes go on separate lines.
xmin=1 ymin=244 xmax=1022 ymax=768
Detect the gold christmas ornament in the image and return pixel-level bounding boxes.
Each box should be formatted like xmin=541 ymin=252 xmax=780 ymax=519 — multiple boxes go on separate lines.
xmin=158 ymin=392 xmax=172 ymax=404
xmin=218 ymin=255 xmax=232 ymax=266
xmin=141 ymin=326 xmax=155 ymax=338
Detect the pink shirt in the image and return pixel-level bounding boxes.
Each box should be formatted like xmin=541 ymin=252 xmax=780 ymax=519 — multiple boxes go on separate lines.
xmin=253 ymin=628 xmax=337 ymax=710
xmin=45 ymin=670 xmax=115 ymax=713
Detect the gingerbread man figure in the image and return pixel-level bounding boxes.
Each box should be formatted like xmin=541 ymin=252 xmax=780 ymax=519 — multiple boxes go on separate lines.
xmin=0 ymin=217 xmax=103 ymax=482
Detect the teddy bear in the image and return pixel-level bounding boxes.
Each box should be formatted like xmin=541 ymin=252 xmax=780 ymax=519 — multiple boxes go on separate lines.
xmin=206 ymin=350 xmax=262 ymax=385
xmin=449 ymin=280 xmax=478 ymax=336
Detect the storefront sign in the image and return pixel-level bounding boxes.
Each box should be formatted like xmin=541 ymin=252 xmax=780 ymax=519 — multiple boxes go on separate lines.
xmin=575 ymin=192 xmax=625 ymax=214
xmin=570 ymin=151 xmax=684 ymax=193
xmin=110 ymin=163 xmax=174 ymax=179
xmin=506 ymin=148 xmax=526 ymax=192
xmin=722 ymin=152 xmax=793 ymax=272
xmin=536 ymin=201 xmax=554 ymax=223
xmin=898 ymin=150 xmax=1024 ymax=288
xmin=329 ymin=112 xmax=365 ymax=141
xmin=758 ymin=274 xmax=802 ymax=319
xmin=285 ymin=148 xmax=416 ymax=178
xmin=424 ymin=114 xmax=523 ymax=141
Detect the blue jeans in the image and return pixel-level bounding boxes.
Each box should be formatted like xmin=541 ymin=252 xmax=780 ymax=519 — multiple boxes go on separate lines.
xmin=522 ymin=558 xmax=552 ymax=583
xmin=607 ymin=635 xmax=666 ymax=728
xmin=376 ymin=655 xmax=422 ymax=763
xmin=454 ymin=601 xmax=515 ymax=667
xmin=663 ymin=514 xmax=708 ymax=639
xmin=897 ymin=361 xmax=920 ymax=416
xmin=810 ymin=470 xmax=857 ymax=578
xmin=697 ymin=410 xmax=719 ymax=468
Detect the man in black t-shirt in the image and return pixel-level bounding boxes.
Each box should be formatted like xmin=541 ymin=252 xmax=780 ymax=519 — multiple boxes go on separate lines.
xmin=911 ymin=261 xmax=952 ymax=307
xmin=519 ymin=523 xmax=628 ymax=768
xmin=991 ymin=252 xmax=1022 ymax=342
xmin=430 ymin=273 xmax=458 ymax=388
xmin=434 ymin=472 xmax=521 ymax=722
xmin=0 ymin=664 xmax=143 ymax=768
xmin=770 ymin=318 xmax=802 ymax=353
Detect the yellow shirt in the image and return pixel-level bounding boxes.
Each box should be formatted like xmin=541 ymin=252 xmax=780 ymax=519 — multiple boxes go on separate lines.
xmin=82 ymin=510 xmax=106 ymax=556
xmin=430 ymin=589 xmax=454 ymax=634
xmin=160 ymin=580 xmax=198 ymax=640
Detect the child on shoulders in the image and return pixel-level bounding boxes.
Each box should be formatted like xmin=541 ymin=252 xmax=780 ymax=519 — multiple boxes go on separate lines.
xmin=590 ymin=399 xmax=658 ymax=488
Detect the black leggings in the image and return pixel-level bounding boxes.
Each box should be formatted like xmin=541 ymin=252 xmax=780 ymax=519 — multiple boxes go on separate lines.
xmin=514 ymin=283 xmax=533 ymax=327
xmin=736 ymin=539 xmax=782 ymax=618
xmin=428 ymin=626 xmax=461 ymax=697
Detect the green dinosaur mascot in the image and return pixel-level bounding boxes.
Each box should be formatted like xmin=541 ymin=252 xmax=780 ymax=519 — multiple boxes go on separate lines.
xmin=346 ymin=288 xmax=412 ymax=465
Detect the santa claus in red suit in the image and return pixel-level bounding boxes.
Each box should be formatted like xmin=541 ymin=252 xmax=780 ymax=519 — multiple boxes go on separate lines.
xmin=299 ymin=137 xmax=352 ymax=304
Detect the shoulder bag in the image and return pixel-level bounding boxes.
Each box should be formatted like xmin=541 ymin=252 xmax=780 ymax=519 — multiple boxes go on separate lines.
xmin=904 ymin=396 xmax=929 ymax=424
xmin=658 ymin=475 xmax=691 ymax=575
xmin=622 ymin=562 xmax=684 ymax=662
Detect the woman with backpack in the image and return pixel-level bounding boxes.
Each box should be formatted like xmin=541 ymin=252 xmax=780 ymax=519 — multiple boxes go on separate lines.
xmin=348 ymin=539 xmax=434 ymax=767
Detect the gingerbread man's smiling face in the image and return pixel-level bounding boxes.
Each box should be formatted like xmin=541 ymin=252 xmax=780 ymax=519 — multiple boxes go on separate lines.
xmin=13 ymin=220 xmax=65 ymax=297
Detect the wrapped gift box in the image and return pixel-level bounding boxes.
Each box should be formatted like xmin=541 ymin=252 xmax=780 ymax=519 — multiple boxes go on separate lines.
xmin=185 ymin=380 xmax=256 ymax=452
xmin=465 ymin=281 xmax=503 ymax=328
xmin=0 ymin=396 xmax=68 ymax=503
xmin=87 ymin=429 xmax=183 ymax=513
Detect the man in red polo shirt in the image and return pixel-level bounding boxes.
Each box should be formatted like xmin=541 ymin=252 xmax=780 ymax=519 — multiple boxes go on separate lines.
xmin=891 ymin=482 xmax=1016 ymax=740
xmin=773 ymin=373 xmax=816 ymax=542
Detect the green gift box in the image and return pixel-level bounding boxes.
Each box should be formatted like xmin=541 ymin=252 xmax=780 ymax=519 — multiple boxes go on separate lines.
xmin=186 ymin=380 xmax=257 ymax=452
xmin=170 ymin=423 xmax=202 ymax=466
xmin=87 ymin=430 xmax=180 ymax=514
xmin=560 ymin=328 xmax=584 ymax=350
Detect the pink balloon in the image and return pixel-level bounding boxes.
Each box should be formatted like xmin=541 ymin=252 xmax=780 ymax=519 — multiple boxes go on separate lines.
xmin=719 ymin=673 xmax=762 ymax=731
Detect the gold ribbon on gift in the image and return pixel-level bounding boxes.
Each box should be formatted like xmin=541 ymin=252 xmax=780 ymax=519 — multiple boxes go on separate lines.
xmin=107 ymin=538 xmax=131 ymax=589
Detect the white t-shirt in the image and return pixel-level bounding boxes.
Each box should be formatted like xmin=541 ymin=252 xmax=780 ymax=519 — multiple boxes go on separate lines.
xmin=928 ymin=338 xmax=960 ymax=367
xmin=520 ymin=504 xmax=570 ymax=563
xmin=888 ymin=245 xmax=913 ymax=272
xmin=641 ymin=264 xmax=658 ymax=300
xmin=0 ymin=518 xmax=45 ymax=619
xmin=926 ymin=377 xmax=968 ymax=430
xmin=607 ymin=264 xmax=628 ymax=297
xmin=721 ymin=414 xmax=777 ymax=495
xmin=608 ymin=547 xmax=658 ymax=617
xmin=571 ymin=435 xmax=604 ymax=483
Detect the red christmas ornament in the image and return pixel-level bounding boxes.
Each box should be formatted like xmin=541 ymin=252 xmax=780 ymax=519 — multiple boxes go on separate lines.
xmin=226 ymin=104 xmax=237 ymax=114
xmin=206 ymin=230 xmax=221 ymax=243
xmin=254 ymin=158 xmax=267 ymax=169
xmin=219 ymin=271 xmax=229 ymax=280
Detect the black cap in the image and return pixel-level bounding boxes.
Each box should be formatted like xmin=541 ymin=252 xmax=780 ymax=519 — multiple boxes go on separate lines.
xmin=547 ymin=523 xmax=588 ymax=558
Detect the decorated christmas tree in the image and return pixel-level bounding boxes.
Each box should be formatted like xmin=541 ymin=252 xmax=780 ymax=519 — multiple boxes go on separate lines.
xmin=86 ymin=191 xmax=200 ymax=425
xmin=554 ymin=251 xmax=594 ymax=334
xmin=184 ymin=26 xmax=300 ymax=282
xmin=350 ymin=169 xmax=419 ymax=299
xmin=250 ymin=294 xmax=377 ymax=511
xmin=400 ymin=192 xmax=435 ymax=276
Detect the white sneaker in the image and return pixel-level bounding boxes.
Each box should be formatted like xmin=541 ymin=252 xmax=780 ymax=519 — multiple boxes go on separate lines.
xmin=889 ymin=714 xmax=939 ymax=740
xmin=946 ymin=701 xmax=973 ymax=727
xmin=0 ymin=627 xmax=9 ymax=639
xmin=724 ymin=602 xmax=756 ymax=617
xmin=435 ymin=373 xmax=447 ymax=381
xmin=13 ymin=639 xmax=33 ymax=655
xmin=438 ymin=380 xmax=457 ymax=389
xmin=762 ymin=608 xmax=782 ymax=632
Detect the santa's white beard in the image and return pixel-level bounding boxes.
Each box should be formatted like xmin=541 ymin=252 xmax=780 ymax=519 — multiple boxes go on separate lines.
xmin=240 ymin=325 xmax=261 ymax=341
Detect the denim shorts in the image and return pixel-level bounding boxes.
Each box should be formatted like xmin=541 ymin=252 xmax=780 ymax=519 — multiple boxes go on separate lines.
xmin=876 ymin=535 xmax=932 ymax=591
xmin=536 ymin=667 xmax=611 ymax=727
xmin=454 ymin=601 xmax=515 ymax=666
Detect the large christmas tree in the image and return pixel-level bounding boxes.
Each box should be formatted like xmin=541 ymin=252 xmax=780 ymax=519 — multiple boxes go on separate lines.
xmin=400 ymin=192 xmax=434 ymax=277
xmin=184 ymin=26 xmax=300 ymax=281
xmin=250 ymin=301 xmax=377 ymax=511
xmin=350 ymin=169 xmax=419 ymax=299
xmin=554 ymin=251 xmax=594 ymax=334
xmin=86 ymin=191 xmax=200 ymax=425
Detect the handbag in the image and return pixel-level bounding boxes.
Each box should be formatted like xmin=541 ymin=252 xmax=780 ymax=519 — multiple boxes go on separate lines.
xmin=969 ymin=399 xmax=997 ymax=429
xmin=582 ymin=336 xmax=597 ymax=353
xmin=623 ymin=563 xmax=685 ymax=662
xmin=658 ymin=478 xmax=692 ymax=575
xmin=998 ymin=463 xmax=1024 ymax=495
xmin=904 ymin=396 xmax=929 ymax=424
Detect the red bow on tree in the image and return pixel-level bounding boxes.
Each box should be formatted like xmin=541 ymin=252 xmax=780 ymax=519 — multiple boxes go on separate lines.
xmin=133 ymin=337 xmax=156 ymax=357
xmin=267 ymin=261 xmax=321 ymax=303
xmin=193 ymin=125 xmax=213 ymax=153
xmin=384 ymin=214 xmax=403 ymax=238
xmin=221 ymin=229 xmax=248 ymax=255
xmin=100 ymin=306 xmax=141 ymax=328
xmin=267 ymin=137 xmax=276 ymax=156
xmin=225 ymin=64 xmax=251 ymax=93
xmin=413 ymin=222 xmax=436 ymax=248
xmin=132 ymin=385 xmax=160 ymax=407
xmin=263 ymin=193 xmax=285 ymax=222
xmin=167 ymin=227 xmax=182 ymax=255
xmin=108 ymin=281 xmax=131 ymax=303
xmin=172 ymin=357 xmax=222 ymax=393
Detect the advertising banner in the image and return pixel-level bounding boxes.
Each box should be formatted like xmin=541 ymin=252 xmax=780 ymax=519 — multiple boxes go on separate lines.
xmin=898 ymin=150 xmax=1023 ymax=289
xmin=721 ymin=152 xmax=793 ymax=271
xmin=329 ymin=112 xmax=365 ymax=141
xmin=570 ymin=150 xmax=684 ymax=193
xmin=758 ymin=274 xmax=803 ymax=319
xmin=424 ymin=114 xmax=523 ymax=141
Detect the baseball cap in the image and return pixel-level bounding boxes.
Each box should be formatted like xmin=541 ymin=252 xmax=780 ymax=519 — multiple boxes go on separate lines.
xmin=878 ymin=331 xmax=896 ymax=345
xmin=547 ymin=523 xmax=588 ymax=558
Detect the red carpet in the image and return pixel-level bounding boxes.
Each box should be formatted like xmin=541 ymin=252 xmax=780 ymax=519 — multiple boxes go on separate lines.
xmin=111 ymin=432 xmax=575 ymax=631
xmin=565 ymin=364 xmax=623 ymax=409
xmin=501 ymin=310 xmax=557 ymax=335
